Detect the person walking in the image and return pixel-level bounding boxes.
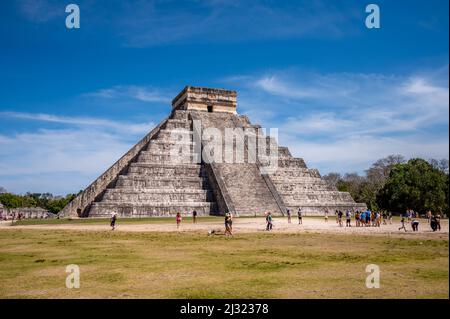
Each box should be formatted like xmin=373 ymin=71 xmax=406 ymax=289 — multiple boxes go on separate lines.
xmin=324 ymin=209 xmax=329 ymax=223
xmin=382 ymin=211 xmax=387 ymax=225
xmin=192 ymin=210 xmax=197 ymax=224
xmin=398 ymin=216 xmax=407 ymax=232
xmin=224 ymin=213 xmax=233 ymax=236
xmin=388 ymin=212 xmax=393 ymax=224
xmin=427 ymin=210 xmax=432 ymax=224
xmin=110 ymin=212 xmax=117 ymax=231
xmin=436 ymin=214 xmax=441 ymax=231
xmin=345 ymin=210 xmax=352 ymax=227
xmin=337 ymin=210 xmax=343 ymax=227
xmin=411 ymin=218 xmax=419 ymax=231
xmin=297 ymin=208 xmax=303 ymax=225
xmin=176 ymin=212 xmax=182 ymax=229
xmin=430 ymin=215 xmax=437 ymax=231
xmin=286 ymin=209 xmax=291 ymax=224
xmin=366 ymin=210 xmax=371 ymax=226
xmin=266 ymin=212 xmax=273 ymax=231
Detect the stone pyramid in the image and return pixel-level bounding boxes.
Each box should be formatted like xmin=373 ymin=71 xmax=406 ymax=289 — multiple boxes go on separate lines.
xmin=59 ymin=86 xmax=366 ymax=218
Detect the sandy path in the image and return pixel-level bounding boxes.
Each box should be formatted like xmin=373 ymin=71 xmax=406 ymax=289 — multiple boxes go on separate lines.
xmin=1 ymin=218 xmax=448 ymax=239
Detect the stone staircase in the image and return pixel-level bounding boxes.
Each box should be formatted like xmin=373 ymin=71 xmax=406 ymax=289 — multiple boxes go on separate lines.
xmin=268 ymin=151 xmax=367 ymax=215
xmin=87 ymin=110 xmax=217 ymax=217
xmin=191 ymin=111 xmax=283 ymax=216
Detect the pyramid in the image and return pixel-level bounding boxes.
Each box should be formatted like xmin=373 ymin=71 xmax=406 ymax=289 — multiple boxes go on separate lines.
xmin=59 ymin=86 xmax=366 ymax=218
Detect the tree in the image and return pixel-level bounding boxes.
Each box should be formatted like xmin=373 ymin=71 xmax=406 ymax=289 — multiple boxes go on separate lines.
xmin=377 ymin=158 xmax=449 ymax=215
xmin=366 ymin=154 xmax=405 ymax=185
xmin=322 ymin=172 xmax=341 ymax=188
xmin=429 ymin=158 xmax=449 ymax=174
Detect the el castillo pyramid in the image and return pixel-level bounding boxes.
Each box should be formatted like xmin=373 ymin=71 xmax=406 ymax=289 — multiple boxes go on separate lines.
xmin=59 ymin=86 xmax=366 ymax=218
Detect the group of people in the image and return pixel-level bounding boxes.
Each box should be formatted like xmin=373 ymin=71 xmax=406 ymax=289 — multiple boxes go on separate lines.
xmin=107 ymin=207 xmax=445 ymax=233
xmin=285 ymin=208 xmax=303 ymax=225
xmin=335 ymin=209 xmax=393 ymax=228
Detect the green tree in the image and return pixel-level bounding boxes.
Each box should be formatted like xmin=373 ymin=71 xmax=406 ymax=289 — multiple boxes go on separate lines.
xmin=377 ymin=158 xmax=449 ymax=214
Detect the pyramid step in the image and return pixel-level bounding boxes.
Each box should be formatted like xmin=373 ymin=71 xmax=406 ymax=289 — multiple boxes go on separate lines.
xmin=116 ymin=175 xmax=209 ymax=189
xmin=277 ymin=158 xmax=307 ymax=168
xmin=127 ymin=164 xmax=205 ymax=177
xmin=164 ymin=119 xmax=191 ymax=130
xmin=89 ymin=201 xmax=216 ymax=217
xmin=102 ymin=189 xmax=213 ymax=202
xmin=156 ymin=129 xmax=194 ymax=141
xmin=136 ymin=152 xmax=199 ymax=164
xmin=146 ymin=140 xmax=195 ymax=153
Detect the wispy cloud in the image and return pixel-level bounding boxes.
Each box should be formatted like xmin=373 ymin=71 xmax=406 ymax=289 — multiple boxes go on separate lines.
xmin=115 ymin=0 xmax=359 ymax=47
xmin=83 ymin=85 xmax=171 ymax=104
xmin=223 ymin=66 xmax=449 ymax=173
xmin=17 ymin=0 xmax=63 ymax=23
xmin=0 ymin=128 xmax=132 ymax=194
xmin=0 ymin=111 xmax=155 ymax=135
xmin=0 ymin=111 xmax=159 ymax=194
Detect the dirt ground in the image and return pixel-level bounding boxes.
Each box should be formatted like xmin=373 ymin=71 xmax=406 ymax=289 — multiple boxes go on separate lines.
xmin=1 ymin=217 xmax=448 ymax=239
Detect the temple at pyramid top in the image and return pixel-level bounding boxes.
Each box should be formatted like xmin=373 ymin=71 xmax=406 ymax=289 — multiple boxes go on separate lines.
xmin=172 ymin=86 xmax=237 ymax=114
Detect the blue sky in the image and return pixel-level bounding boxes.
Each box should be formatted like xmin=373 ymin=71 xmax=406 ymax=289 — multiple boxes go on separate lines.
xmin=0 ymin=0 xmax=448 ymax=195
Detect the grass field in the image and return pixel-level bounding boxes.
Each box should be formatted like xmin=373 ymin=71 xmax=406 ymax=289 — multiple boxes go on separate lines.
xmin=0 ymin=228 xmax=447 ymax=298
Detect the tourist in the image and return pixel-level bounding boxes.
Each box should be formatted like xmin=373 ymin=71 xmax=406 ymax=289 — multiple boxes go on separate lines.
xmin=228 ymin=212 xmax=233 ymax=232
xmin=176 ymin=212 xmax=182 ymax=229
xmin=398 ymin=216 xmax=407 ymax=232
xmin=411 ymin=218 xmax=419 ymax=231
xmin=345 ymin=210 xmax=351 ymax=227
xmin=382 ymin=211 xmax=387 ymax=225
xmin=266 ymin=212 xmax=273 ymax=231
xmin=355 ymin=211 xmax=360 ymax=227
xmin=359 ymin=211 xmax=365 ymax=227
xmin=324 ymin=209 xmax=329 ymax=223
xmin=426 ymin=210 xmax=432 ymax=224
xmin=375 ymin=212 xmax=381 ymax=227
xmin=335 ymin=210 xmax=339 ymax=223
xmin=297 ymin=208 xmax=303 ymax=225
xmin=366 ymin=210 xmax=371 ymax=226
xmin=287 ymin=209 xmax=291 ymax=223
xmin=110 ymin=212 xmax=117 ymax=231
xmin=436 ymin=214 xmax=441 ymax=231
xmin=406 ymin=209 xmax=412 ymax=222
xmin=337 ymin=210 xmax=343 ymax=227
xmin=192 ymin=210 xmax=197 ymax=224
xmin=430 ymin=215 xmax=438 ymax=231
xmin=388 ymin=212 xmax=393 ymax=224
xmin=224 ymin=213 xmax=233 ymax=236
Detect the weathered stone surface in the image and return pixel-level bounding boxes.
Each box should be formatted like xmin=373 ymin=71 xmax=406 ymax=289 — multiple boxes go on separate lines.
xmin=60 ymin=86 xmax=366 ymax=218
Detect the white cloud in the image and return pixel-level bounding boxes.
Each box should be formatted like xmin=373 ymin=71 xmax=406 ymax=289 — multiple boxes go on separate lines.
xmin=224 ymin=66 xmax=449 ymax=173
xmin=0 ymin=111 xmax=155 ymax=135
xmin=0 ymin=112 xmax=158 ymax=194
xmin=0 ymin=128 xmax=133 ymax=194
xmin=116 ymin=0 xmax=359 ymax=47
xmin=84 ymin=85 xmax=171 ymax=104
xmin=17 ymin=0 xmax=63 ymax=23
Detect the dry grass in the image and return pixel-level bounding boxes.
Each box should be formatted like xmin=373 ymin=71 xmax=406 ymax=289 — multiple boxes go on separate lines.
xmin=0 ymin=229 xmax=447 ymax=298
